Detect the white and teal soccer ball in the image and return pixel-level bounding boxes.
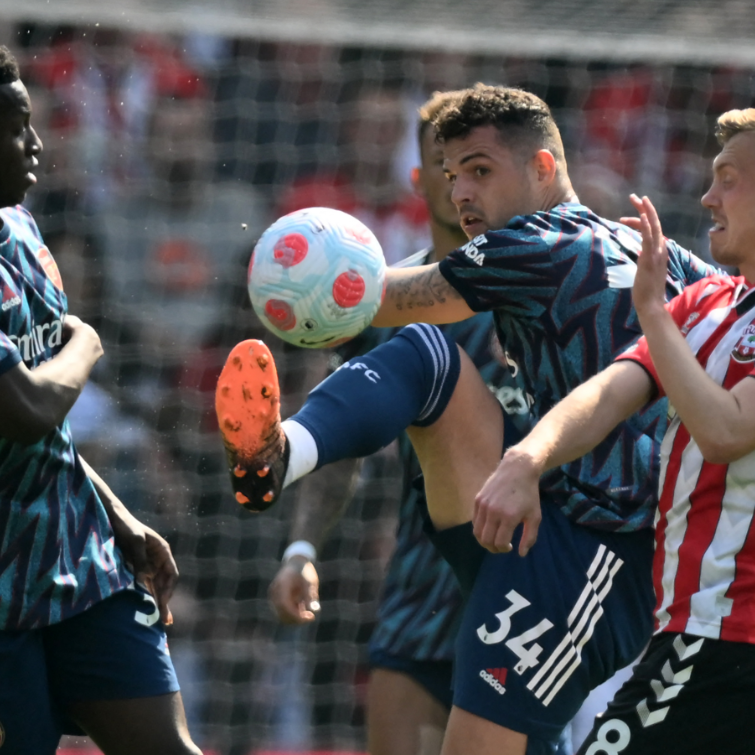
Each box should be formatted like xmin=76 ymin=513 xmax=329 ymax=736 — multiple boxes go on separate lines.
xmin=248 ymin=207 xmax=386 ymax=348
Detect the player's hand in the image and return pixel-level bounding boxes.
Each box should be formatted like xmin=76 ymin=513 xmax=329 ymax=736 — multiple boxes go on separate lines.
xmin=268 ymin=556 xmax=321 ymax=624
xmin=110 ymin=508 xmax=178 ymax=626
xmin=473 ymin=447 xmax=543 ymax=556
xmin=62 ymin=313 xmax=104 ymax=364
xmin=625 ymin=194 xmax=669 ymax=319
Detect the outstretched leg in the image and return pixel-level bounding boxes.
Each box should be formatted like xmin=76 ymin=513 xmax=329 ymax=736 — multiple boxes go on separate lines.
xmin=406 ymin=345 xmax=503 ymax=529
xmin=216 ymin=324 xmax=503 ymax=529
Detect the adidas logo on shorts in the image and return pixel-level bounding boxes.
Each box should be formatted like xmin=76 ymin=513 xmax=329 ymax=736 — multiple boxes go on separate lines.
xmin=480 ymin=667 xmax=508 ymax=695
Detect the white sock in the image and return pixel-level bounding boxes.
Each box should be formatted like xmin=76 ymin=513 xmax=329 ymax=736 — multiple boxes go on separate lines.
xmin=281 ymin=419 xmax=319 ymax=488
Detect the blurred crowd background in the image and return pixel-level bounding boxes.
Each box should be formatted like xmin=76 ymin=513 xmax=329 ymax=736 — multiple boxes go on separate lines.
xmin=1 ymin=8 xmax=754 ymax=754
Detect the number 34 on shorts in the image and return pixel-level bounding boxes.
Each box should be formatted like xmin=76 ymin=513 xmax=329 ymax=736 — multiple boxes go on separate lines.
xmin=477 ymin=589 xmax=554 ymax=678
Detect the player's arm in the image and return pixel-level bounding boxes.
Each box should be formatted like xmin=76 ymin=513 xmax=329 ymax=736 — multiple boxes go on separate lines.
xmin=474 ymin=359 xmax=654 ymax=555
xmin=268 ymin=458 xmax=361 ymax=624
xmin=0 ymin=314 xmax=103 ymax=444
xmin=631 ymin=195 xmax=755 ymax=463
xmin=372 ymin=264 xmax=475 ymax=327
xmin=80 ymin=455 xmax=178 ymax=626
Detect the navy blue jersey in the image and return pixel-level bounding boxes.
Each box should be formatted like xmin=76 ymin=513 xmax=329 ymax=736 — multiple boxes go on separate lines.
xmin=0 ymin=207 xmax=131 ymax=630
xmin=439 ymin=202 xmax=718 ymax=532
xmin=364 ymin=252 xmax=532 ymax=662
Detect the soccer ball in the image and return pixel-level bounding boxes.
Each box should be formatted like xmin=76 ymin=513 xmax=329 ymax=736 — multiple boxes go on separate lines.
xmin=248 ymin=207 xmax=386 ymax=348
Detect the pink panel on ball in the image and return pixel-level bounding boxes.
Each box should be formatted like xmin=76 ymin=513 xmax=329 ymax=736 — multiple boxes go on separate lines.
xmin=265 ymin=299 xmax=297 ymax=330
xmin=273 ymin=233 xmax=309 ymax=267
xmin=332 ymin=270 xmax=365 ymax=308
xmin=346 ymin=225 xmax=372 ymax=245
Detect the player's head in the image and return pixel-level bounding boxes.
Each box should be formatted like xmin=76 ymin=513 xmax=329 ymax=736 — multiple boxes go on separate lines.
xmin=412 ymin=94 xmax=466 ymax=239
xmin=701 ymin=109 xmax=755 ymax=272
xmin=426 ymin=84 xmax=574 ymax=238
xmin=0 ymin=46 xmax=42 ymax=209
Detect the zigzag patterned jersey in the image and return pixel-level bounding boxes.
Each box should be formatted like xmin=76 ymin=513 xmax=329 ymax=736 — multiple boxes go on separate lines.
xmin=0 ymin=206 xmax=131 ymax=630
xmin=440 ymin=202 xmax=718 ymax=532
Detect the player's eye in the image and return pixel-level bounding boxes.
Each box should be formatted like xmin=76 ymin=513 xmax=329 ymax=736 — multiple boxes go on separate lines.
xmin=475 ymin=166 xmax=490 ymax=177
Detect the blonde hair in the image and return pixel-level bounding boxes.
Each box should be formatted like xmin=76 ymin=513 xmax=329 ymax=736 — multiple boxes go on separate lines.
xmin=715 ymin=108 xmax=755 ymax=146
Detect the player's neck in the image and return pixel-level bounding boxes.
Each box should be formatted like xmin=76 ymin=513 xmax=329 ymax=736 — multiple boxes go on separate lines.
xmin=542 ymin=178 xmax=578 ymax=212
xmin=429 ymin=220 xmax=467 ymax=262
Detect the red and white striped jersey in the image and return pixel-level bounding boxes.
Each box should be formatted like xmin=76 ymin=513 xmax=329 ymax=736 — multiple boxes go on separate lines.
xmin=618 ymin=274 xmax=755 ymax=643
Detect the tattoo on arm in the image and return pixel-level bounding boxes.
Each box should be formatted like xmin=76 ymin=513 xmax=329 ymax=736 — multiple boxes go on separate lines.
xmin=387 ymin=267 xmax=463 ymax=312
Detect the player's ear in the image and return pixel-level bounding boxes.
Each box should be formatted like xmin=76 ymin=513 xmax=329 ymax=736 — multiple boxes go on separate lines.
xmin=533 ymin=150 xmax=557 ymax=184
xmin=410 ymin=166 xmax=425 ymax=199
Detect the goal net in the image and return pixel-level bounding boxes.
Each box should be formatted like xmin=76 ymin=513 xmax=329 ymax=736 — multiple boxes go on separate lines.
xmin=2 ymin=4 xmax=752 ymax=753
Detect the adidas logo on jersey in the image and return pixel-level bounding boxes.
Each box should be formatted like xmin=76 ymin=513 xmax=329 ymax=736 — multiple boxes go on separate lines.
xmin=1 ymin=281 xmax=21 ymax=311
xmin=9 ymin=318 xmax=63 ymax=362
xmin=480 ymin=668 xmax=508 ymax=695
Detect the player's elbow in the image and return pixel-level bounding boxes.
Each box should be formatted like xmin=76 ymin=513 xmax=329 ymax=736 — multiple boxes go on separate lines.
xmin=0 ymin=400 xmax=64 ymax=445
xmin=697 ymin=432 xmax=755 ymax=465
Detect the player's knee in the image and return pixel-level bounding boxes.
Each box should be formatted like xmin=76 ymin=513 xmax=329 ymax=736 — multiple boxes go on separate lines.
xmin=396 ymin=324 xmax=461 ymax=427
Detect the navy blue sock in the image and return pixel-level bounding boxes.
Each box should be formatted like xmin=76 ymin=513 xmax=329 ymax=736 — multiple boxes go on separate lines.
xmin=291 ymin=323 xmax=461 ymax=468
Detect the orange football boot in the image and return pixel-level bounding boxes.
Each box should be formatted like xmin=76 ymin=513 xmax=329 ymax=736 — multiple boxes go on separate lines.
xmin=215 ymin=340 xmax=289 ymax=512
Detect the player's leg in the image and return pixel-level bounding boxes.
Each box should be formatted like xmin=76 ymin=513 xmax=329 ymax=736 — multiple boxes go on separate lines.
xmin=0 ymin=629 xmax=63 ymax=755
xmin=67 ymin=693 xmax=200 ymax=755
xmin=43 ymin=584 xmax=201 ymax=755
xmin=368 ymin=668 xmax=449 ymax=755
xmin=442 ymin=707 xmax=527 ymax=755
xmin=216 ymin=325 xmax=502 ymax=529
xmin=405 ymin=344 xmax=503 ymax=529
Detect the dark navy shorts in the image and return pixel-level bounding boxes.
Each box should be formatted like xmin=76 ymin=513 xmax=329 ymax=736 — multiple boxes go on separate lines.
xmin=369 ymin=648 xmax=454 ymax=709
xmin=429 ymin=502 xmax=655 ymax=755
xmin=576 ymin=632 xmax=755 ymax=755
xmin=0 ymin=583 xmax=180 ymax=755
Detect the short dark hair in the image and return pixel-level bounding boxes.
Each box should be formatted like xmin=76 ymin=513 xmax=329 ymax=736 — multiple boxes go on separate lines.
xmin=0 ymin=46 xmax=20 ymax=86
xmin=423 ymin=83 xmax=565 ymax=164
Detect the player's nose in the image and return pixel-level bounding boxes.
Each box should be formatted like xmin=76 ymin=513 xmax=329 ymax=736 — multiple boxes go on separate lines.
xmin=26 ymin=125 xmax=42 ymax=156
xmin=451 ymin=177 xmax=471 ymax=207
xmin=700 ymin=183 xmax=718 ymax=210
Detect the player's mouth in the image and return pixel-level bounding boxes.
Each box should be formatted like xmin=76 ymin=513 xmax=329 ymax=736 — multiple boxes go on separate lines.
xmin=461 ymin=213 xmax=486 ymax=237
xmin=24 ymin=158 xmax=38 ymax=187
xmin=709 ymin=218 xmax=726 ymax=237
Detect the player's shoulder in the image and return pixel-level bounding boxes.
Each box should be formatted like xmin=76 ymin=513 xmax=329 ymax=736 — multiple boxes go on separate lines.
xmin=669 ymin=273 xmax=742 ymax=319
xmin=682 ymin=273 xmax=742 ymax=303
xmin=483 ymin=202 xmax=622 ymax=253
xmin=0 ymin=205 xmax=42 ymax=244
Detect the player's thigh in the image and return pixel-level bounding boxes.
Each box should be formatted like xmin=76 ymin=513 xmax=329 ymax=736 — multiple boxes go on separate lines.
xmin=451 ymin=504 xmax=654 ymax=753
xmin=68 ymin=692 xmax=200 ymax=755
xmin=42 ymin=585 xmax=196 ymax=754
xmin=0 ymin=629 xmax=62 ymax=755
xmin=576 ymin=633 xmax=755 ymax=755
xmin=442 ymin=706 xmax=527 ymax=755
xmin=407 ymin=345 xmax=504 ymax=529
xmin=368 ymin=668 xmax=449 ymax=755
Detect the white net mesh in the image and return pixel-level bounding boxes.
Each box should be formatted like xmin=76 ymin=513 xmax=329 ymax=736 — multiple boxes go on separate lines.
xmin=2 ymin=10 xmax=753 ymax=754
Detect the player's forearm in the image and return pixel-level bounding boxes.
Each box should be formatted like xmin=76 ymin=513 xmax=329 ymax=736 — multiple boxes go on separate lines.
xmin=372 ymin=265 xmax=474 ymax=327
xmin=638 ymin=304 xmax=755 ymax=462
xmin=511 ymin=361 xmax=652 ymax=474
xmin=288 ymin=457 xmax=363 ymax=549
xmin=0 ymin=328 xmax=102 ymax=443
